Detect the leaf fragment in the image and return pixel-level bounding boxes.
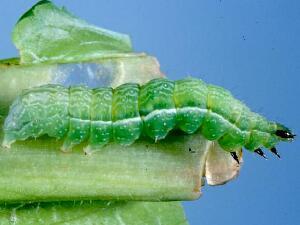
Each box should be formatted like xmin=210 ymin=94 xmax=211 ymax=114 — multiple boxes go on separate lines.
xmin=13 ymin=0 xmax=133 ymax=64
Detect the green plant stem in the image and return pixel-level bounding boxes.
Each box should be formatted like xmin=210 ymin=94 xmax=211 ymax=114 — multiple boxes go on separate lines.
xmin=0 ymin=126 xmax=209 ymax=203
xmin=0 ymin=201 xmax=188 ymax=225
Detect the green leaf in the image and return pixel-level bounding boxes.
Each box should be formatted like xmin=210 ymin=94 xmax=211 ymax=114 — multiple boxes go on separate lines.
xmin=0 ymin=201 xmax=188 ymax=225
xmin=12 ymin=0 xmax=133 ymax=64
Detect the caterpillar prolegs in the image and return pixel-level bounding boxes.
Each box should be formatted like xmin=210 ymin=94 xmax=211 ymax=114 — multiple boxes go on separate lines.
xmin=2 ymin=78 xmax=295 ymax=157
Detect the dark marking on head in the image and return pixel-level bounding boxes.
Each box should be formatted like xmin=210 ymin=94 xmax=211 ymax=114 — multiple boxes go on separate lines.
xmin=254 ymin=148 xmax=267 ymax=159
xmin=230 ymin=152 xmax=239 ymax=164
xmin=270 ymin=147 xmax=280 ymax=159
xmin=275 ymin=130 xmax=296 ymax=139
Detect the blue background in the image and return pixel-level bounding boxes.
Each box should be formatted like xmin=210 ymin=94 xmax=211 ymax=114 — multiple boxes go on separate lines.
xmin=1 ymin=1 xmax=299 ymax=224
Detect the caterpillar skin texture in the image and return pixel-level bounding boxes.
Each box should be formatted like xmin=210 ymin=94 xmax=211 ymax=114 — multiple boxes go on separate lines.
xmin=2 ymin=78 xmax=294 ymax=154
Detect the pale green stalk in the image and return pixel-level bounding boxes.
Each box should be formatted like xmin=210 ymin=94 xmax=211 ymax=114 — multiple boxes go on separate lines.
xmin=0 ymin=201 xmax=188 ymax=225
xmin=0 ymin=124 xmax=209 ymax=202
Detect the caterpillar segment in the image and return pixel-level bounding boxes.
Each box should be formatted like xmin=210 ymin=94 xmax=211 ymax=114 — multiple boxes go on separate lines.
xmin=61 ymin=86 xmax=92 ymax=152
xmin=86 ymin=87 xmax=113 ymax=152
xmin=2 ymin=78 xmax=295 ymax=156
xmin=112 ymin=83 xmax=142 ymax=146
xmin=139 ymin=79 xmax=176 ymax=142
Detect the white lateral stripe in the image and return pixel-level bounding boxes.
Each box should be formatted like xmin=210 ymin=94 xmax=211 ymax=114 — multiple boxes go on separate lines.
xmin=113 ymin=117 xmax=141 ymax=126
xmin=92 ymin=120 xmax=112 ymax=125
xmin=143 ymin=108 xmax=177 ymax=121
xmin=71 ymin=118 xmax=90 ymax=123
xmin=178 ymin=106 xmax=249 ymax=135
xmin=177 ymin=107 xmax=207 ymax=114
xmin=79 ymin=118 xmax=142 ymax=126
xmin=70 ymin=107 xmax=250 ymax=135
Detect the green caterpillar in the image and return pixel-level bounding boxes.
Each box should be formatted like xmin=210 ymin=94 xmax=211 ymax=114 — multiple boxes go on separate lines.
xmin=2 ymin=78 xmax=294 ymax=159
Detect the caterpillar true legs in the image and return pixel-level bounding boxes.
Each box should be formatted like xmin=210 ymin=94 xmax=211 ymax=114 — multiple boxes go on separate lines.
xmin=2 ymin=78 xmax=295 ymax=158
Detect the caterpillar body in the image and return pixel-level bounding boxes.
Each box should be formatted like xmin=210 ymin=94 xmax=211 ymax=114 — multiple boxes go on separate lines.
xmin=2 ymin=78 xmax=294 ymax=156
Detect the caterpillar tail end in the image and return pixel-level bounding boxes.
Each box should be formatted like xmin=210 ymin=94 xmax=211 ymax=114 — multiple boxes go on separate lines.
xmin=1 ymin=133 xmax=16 ymax=149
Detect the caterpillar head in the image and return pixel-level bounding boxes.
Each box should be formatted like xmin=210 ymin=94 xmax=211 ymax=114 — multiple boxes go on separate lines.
xmin=275 ymin=123 xmax=295 ymax=141
xmin=235 ymin=122 xmax=295 ymax=161
xmin=254 ymin=123 xmax=295 ymax=159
